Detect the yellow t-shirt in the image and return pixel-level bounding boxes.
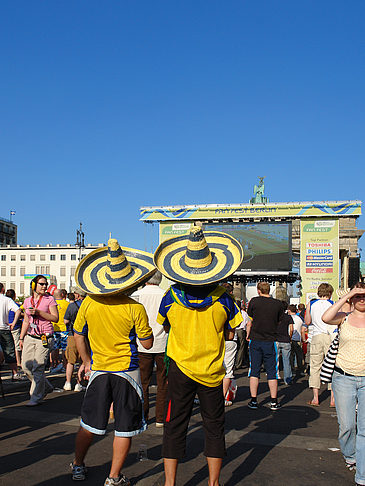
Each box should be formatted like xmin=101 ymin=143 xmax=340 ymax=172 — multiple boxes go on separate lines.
xmin=53 ymin=299 xmax=69 ymax=332
xmin=157 ymin=285 xmax=242 ymax=387
xmin=73 ymin=294 xmax=152 ymax=372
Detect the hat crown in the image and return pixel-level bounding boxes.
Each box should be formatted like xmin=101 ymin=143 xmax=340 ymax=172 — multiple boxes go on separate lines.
xmin=105 ymin=238 xmax=132 ymax=282
xmin=184 ymin=226 xmax=212 ymax=269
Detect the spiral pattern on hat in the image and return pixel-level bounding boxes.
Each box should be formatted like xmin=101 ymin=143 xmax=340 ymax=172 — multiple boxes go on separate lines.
xmin=154 ymin=231 xmax=243 ymax=286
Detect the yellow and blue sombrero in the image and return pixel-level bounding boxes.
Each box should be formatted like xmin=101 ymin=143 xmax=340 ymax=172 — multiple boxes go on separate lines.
xmin=154 ymin=225 xmax=243 ymax=286
xmin=75 ymin=238 xmax=156 ymax=296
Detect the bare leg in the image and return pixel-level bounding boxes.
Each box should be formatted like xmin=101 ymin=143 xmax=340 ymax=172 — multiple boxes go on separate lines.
xmin=268 ymin=379 xmax=278 ymax=399
xmin=164 ymin=458 xmax=178 ymax=486
xmin=207 ymin=457 xmax=222 ymax=486
xmin=309 ymin=388 xmax=319 ymax=405
xmin=10 ymin=362 xmax=18 ymax=377
xmin=15 ymin=349 xmax=22 ymax=368
xmin=109 ymin=436 xmax=131 ymax=478
xmin=330 ymin=390 xmax=335 ymax=407
xmin=74 ymin=427 xmax=93 ymax=465
xmin=50 ymin=349 xmax=59 ymax=368
xmin=66 ymin=362 xmax=74 ymax=383
xmin=249 ymin=376 xmax=259 ymax=398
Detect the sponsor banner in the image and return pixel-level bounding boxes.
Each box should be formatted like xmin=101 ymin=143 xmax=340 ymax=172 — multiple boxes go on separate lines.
xmin=300 ymin=219 xmax=339 ymax=303
xmin=141 ymin=201 xmax=361 ymax=221
xmin=159 ymin=222 xmax=192 ymax=243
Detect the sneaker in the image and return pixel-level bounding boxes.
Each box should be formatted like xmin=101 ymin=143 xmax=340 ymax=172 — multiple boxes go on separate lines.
xmin=63 ymin=382 xmax=72 ymax=391
xmin=270 ymin=401 xmax=281 ymax=411
xmin=74 ymin=383 xmax=85 ymax=392
xmin=346 ymin=462 xmax=356 ymax=471
xmin=248 ymin=400 xmax=258 ymax=409
xmin=12 ymin=373 xmax=27 ymax=381
xmin=104 ymin=474 xmax=131 ymax=486
xmin=71 ymin=462 xmax=87 ymax=481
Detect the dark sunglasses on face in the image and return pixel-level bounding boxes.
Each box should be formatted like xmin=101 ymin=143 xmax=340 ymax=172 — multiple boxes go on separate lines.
xmin=38 ymin=282 xmax=48 ymax=287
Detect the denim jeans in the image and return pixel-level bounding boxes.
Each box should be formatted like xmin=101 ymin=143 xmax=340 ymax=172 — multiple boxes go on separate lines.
xmin=332 ymin=370 xmax=365 ymax=485
xmin=276 ymin=342 xmax=292 ymax=384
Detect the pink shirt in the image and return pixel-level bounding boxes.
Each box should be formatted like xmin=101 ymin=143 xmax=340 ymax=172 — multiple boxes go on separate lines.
xmin=24 ymin=294 xmax=57 ymax=336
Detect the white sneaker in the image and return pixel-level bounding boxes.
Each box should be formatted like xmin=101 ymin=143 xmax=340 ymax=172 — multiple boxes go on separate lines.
xmin=63 ymin=382 xmax=72 ymax=391
xmin=74 ymin=383 xmax=85 ymax=392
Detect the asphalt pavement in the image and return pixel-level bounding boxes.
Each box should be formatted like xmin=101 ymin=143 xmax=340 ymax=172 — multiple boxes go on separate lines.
xmin=0 ymin=366 xmax=357 ymax=486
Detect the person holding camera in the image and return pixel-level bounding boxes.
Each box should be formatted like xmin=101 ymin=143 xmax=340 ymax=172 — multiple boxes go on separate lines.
xmin=20 ymin=275 xmax=59 ymax=406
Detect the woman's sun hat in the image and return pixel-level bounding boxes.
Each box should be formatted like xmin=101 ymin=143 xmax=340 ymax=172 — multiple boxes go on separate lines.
xmin=75 ymin=238 xmax=156 ymax=296
xmin=153 ymin=225 xmax=243 ymax=286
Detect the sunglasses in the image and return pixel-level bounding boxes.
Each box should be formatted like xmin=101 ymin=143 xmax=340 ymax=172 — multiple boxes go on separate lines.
xmin=37 ymin=282 xmax=48 ymax=287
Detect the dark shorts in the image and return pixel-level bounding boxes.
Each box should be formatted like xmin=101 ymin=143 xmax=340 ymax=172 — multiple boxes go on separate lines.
xmin=163 ymin=359 xmax=226 ymax=459
xmin=248 ymin=340 xmax=279 ymax=380
xmin=0 ymin=330 xmax=16 ymax=364
xmin=80 ymin=370 xmax=146 ymax=437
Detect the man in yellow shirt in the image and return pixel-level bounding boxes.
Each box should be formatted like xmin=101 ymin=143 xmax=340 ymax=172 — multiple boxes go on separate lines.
xmin=154 ymin=225 xmax=243 ymax=486
xmin=70 ymin=239 xmax=156 ymax=486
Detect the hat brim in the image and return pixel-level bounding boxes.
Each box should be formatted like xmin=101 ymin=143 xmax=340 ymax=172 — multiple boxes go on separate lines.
xmin=75 ymin=246 xmax=156 ymax=296
xmin=154 ymin=231 xmax=243 ymax=286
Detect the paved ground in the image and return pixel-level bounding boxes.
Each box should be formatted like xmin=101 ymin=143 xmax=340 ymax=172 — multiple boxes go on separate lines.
xmin=0 ymin=367 xmax=357 ymax=486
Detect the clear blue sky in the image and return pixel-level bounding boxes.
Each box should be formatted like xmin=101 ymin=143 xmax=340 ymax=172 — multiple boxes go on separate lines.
xmin=1 ymin=1 xmax=364 ymax=253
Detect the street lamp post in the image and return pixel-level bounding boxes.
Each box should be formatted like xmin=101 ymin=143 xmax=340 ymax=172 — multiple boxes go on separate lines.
xmin=76 ymin=222 xmax=85 ymax=262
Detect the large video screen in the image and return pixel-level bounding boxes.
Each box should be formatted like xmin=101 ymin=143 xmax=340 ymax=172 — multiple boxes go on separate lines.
xmin=204 ymin=222 xmax=292 ymax=272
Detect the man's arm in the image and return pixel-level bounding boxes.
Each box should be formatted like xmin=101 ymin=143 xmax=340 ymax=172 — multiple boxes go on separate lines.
xmin=225 ymin=329 xmax=235 ymax=340
xmin=74 ymin=333 xmax=92 ymax=376
xmin=304 ymin=302 xmax=312 ymax=326
xmin=301 ymin=324 xmax=307 ymax=342
xmin=246 ymin=319 xmax=252 ymax=341
xmin=139 ymin=336 xmax=153 ymax=350
xmin=9 ymin=308 xmax=22 ymax=330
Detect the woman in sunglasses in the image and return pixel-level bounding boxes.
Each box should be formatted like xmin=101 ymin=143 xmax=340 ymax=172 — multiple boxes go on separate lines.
xmin=19 ymin=274 xmax=59 ymax=406
xmin=322 ymin=282 xmax=365 ymax=486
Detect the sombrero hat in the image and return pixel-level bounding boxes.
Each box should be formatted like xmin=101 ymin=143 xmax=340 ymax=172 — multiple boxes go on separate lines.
xmin=75 ymin=238 xmax=156 ymax=296
xmin=153 ymin=225 xmax=243 ymax=286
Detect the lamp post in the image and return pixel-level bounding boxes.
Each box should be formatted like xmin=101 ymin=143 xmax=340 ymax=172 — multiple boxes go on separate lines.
xmin=76 ymin=222 xmax=85 ymax=262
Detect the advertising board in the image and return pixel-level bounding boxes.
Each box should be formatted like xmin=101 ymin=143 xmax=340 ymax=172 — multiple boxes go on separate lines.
xmin=300 ymin=219 xmax=339 ymax=302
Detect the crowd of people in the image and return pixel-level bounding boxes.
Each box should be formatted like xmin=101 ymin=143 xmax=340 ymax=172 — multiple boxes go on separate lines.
xmin=0 ymin=225 xmax=364 ymax=486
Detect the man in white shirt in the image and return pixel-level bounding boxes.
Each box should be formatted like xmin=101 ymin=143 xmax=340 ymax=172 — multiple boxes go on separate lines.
xmin=0 ymin=283 xmax=22 ymax=380
xmin=132 ymin=271 xmax=167 ymax=427
xmin=305 ymin=283 xmax=334 ymax=406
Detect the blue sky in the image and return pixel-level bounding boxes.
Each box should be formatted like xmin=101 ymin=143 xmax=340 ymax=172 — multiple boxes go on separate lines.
xmin=1 ymin=1 xmax=364 ymax=253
